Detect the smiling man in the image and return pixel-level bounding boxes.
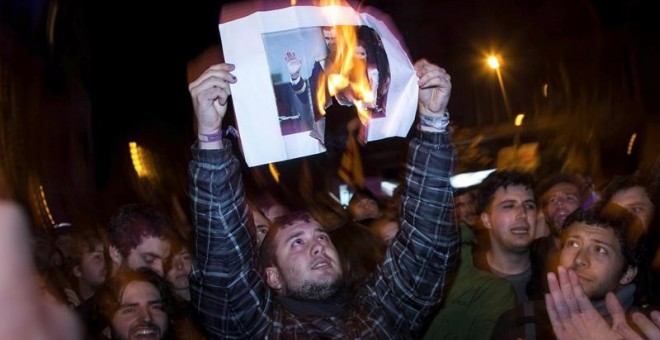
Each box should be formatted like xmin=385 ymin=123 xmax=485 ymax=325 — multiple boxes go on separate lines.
xmin=492 ymin=203 xmax=642 ymax=339
xmin=97 ymin=268 xmax=172 ymax=340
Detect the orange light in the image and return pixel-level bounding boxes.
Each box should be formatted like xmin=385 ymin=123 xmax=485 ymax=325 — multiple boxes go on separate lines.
xmin=627 ymin=133 xmax=637 ymax=155
xmin=487 ymin=55 xmax=500 ymax=69
xmin=317 ymin=0 xmax=373 ymax=126
xmin=514 ymin=113 xmax=525 ymax=126
xmin=129 ymin=141 xmax=149 ymax=178
xmin=268 ymin=163 xmax=280 ymax=183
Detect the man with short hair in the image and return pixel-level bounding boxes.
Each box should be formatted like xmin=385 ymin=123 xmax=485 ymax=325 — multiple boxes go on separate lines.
xmin=107 ymin=203 xmax=174 ymax=277
xmin=454 ymin=186 xmax=478 ymax=228
xmin=602 ymin=174 xmax=655 ymax=232
xmin=475 ymin=169 xmax=538 ymax=304
xmin=347 ymin=189 xmax=382 ymax=223
xmin=187 ymin=59 xmax=457 ymax=338
xmin=601 ymin=173 xmax=658 ymax=307
xmin=96 ymin=267 xmax=172 ymax=340
xmin=536 ymin=173 xmax=584 ymax=236
xmin=492 ymin=203 xmax=642 ymax=339
xmin=528 ymin=173 xmax=585 ymax=300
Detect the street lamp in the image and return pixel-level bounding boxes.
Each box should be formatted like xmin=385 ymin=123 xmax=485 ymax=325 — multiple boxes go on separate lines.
xmin=487 ymin=55 xmax=512 ymax=120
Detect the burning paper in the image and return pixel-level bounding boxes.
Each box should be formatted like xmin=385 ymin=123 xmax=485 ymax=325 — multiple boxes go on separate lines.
xmin=219 ymin=1 xmax=418 ymax=167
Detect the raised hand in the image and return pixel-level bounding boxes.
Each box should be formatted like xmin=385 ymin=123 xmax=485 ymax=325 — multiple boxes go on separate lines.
xmin=414 ymin=59 xmax=451 ymax=116
xmin=626 ymin=310 xmax=660 ymax=339
xmin=285 ymin=51 xmax=302 ymax=79
xmin=546 ymin=266 xmax=640 ymax=340
xmin=188 ymin=63 xmax=237 ymax=136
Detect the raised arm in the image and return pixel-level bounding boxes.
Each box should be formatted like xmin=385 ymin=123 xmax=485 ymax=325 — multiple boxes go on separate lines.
xmin=188 ymin=63 xmax=271 ymax=338
xmin=365 ymin=59 xmax=458 ymax=337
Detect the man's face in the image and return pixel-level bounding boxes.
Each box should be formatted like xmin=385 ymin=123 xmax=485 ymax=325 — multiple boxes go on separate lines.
xmin=610 ymin=186 xmax=655 ymax=232
xmin=78 ymin=243 xmax=107 ymax=288
xmin=268 ymin=219 xmax=343 ymax=300
xmin=322 ymin=27 xmax=336 ymax=53
xmin=454 ymin=192 xmax=477 ymax=227
xmin=111 ymin=280 xmax=168 ymax=340
xmin=349 ymin=197 xmax=380 ymax=221
xmin=542 ymin=182 xmax=581 ymax=234
xmin=125 ymin=236 xmax=171 ymax=277
xmin=252 ymin=209 xmax=270 ymax=247
xmin=559 ymin=223 xmax=633 ymax=299
xmin=481 ymin=185 xmax=537 ymax=254
xmin=165 ymin=248 xmax=192 ymax=290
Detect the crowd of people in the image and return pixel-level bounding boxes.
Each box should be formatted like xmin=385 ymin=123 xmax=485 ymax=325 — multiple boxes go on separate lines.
xmin=1 ymin=44 xmax=659 ymax=340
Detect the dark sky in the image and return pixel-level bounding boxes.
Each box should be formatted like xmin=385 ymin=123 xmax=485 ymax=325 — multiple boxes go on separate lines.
xmin=90 ymin=0 xmax=658 ymax=126
xmin=82 ymin=0 xmax=660 ymax=188
xmin=2 ymin=0 xmax=658 ymax=218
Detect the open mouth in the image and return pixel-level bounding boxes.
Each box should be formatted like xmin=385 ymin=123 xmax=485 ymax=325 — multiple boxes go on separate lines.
xmin=510 ymin=226 xmax=529 ymax=235
xmin=311 ymin=259 xmax=331 ymax=270
xmin=130 ymin=325 xmax=160 ymax=339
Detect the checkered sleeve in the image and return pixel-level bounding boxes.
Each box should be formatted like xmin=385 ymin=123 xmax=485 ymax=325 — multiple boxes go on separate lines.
xmin=366 ymin=130 xmax=459 ymax=338
xmin=188 ymin=141 xmax=271 ymax=339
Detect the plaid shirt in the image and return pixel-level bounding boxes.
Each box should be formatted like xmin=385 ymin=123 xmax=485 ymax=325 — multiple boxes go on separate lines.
xmin=189 ymin=130 xmax=458 ymax=339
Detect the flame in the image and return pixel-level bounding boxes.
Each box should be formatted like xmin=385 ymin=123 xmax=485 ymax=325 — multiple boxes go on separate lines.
xmin=316 ymin=0 xmax=374 ymax=126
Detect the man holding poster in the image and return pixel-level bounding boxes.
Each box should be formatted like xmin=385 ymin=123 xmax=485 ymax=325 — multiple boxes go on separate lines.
xmin=187 ymin=56 xmax=457 ymax=338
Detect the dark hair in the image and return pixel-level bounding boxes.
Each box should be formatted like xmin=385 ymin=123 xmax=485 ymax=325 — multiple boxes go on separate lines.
xmin=601 ymin=174 xmax=656 ymax=209
xmin=562 ymin=203 xmax=643 ymax=274
xmin=96 ymin=267 xmax=174 ymax=335
xmin=536 ymin=173 xmax=585 ymax=207
xmin=330 ymin=221 xmax=386 ymax=292
xmin=476 ymin=170 xmax=535 ymax=213
xmin=108 ymin=203 xmax=174 ymax=257
xmin=356 ymin=25 xmax=390 ymax=112
xmin=454 ymin=185 xmax=478 ymax=198
xmin=164 ymin=230 xmax=193 ymax=275
xmin=259 ymin=211 xmax=319 ymax=269
xmin=347 ymin=189 xmax=380 ymax=220
xmin=68 ymin=226 xmax=106 ymax=267
xmin=349 ymin=189 xmax=378 ymax=203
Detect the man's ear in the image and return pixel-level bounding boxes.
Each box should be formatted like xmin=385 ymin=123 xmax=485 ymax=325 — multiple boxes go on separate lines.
xmin=619 ymin=265 xmax=638 ymax=286
xmin=481 ymin=212 xmax=492 ymax=230
xmin=73 ymin=265 xmax=82 ymax=278
xmin=265 ymin=266 xmax=283 ymax=291
xmin=108 ymin=245 xmax=122 ymax=266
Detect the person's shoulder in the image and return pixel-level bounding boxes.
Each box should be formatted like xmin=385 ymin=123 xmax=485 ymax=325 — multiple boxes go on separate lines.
xmin=472 ymin=245 xmax=490 ymax=272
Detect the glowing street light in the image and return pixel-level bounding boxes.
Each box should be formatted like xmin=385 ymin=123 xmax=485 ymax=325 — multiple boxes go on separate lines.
xmin=487 ymin=56 xmax=500 ymax=69
xmin=486 ymin=54 xmax=511 ymax=120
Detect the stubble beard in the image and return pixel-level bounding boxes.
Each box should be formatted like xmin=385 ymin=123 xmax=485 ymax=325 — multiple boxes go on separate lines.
xmin=287 ymin=277 xmax=343 ymax=301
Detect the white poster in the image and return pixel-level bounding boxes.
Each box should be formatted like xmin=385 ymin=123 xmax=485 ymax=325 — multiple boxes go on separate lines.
xmin=219 ymin=3 xmax=418 ymax=167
